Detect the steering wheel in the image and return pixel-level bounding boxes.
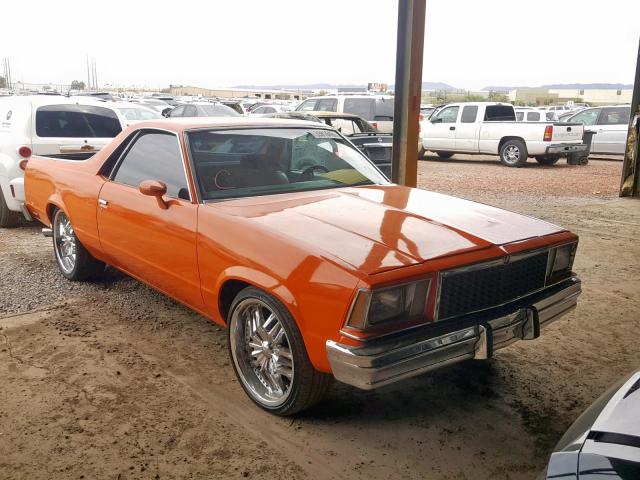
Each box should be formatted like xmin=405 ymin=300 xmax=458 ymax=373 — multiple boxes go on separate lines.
xmin=300 ymin=164 xmax=329 ymax=181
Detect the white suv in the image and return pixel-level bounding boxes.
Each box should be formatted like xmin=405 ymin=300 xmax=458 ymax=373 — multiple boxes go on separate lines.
xmin=0 ymin=96 xmax=124 ymax=227
xmin=295 ymin=95 xmax=395 ymax=133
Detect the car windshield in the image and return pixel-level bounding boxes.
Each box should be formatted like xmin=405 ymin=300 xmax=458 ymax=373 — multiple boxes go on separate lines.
xmin=188 ymin=127 xmax=389 ymax=200
xmin=118 ymin=107 xmax=162 ymax=120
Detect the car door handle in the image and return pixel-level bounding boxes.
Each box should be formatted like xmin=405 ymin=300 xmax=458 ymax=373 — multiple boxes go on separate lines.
xmin=449 ymin=126 xmax=456 ymax=131
xmin=98 ymin=199 xmax=108 ymax=208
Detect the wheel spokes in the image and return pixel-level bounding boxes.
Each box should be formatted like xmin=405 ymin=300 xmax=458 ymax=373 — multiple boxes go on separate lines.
xmin=236 ymin=299 xmax=294 ymax=404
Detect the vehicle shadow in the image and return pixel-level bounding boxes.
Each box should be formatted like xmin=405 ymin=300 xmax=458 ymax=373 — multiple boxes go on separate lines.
xmin=419 ymin=154 xmax=577 ymax=169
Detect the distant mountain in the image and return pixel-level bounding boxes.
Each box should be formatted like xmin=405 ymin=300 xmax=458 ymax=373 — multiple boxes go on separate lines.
xmin=417 ymin=82 xmax=458 ymax=91
xmin=232 ymin=81 xmax=459 ymax=91
xmin=481 ymin=86 xmax=520 ymax=91
xmin=481 ymin=83 xmax=633 ymax=91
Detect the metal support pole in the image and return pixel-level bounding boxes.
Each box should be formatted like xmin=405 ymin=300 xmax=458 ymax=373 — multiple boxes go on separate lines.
xmin=620 ymin=37 xmax=640 ymax=197
xmin=391 ymin=0 xmax=426 ymax=186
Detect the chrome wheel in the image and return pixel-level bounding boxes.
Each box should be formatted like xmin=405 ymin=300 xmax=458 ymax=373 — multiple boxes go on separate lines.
xmin=230 ymin=298 xmax=294 ymax=408
xmin=504 ymin=145 xmax=520 ymax=163
xmin=54 ymin=212 xmax=77 ymax=274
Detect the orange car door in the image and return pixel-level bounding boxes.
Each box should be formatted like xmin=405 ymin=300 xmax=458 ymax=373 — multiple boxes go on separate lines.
xmin=96 ymin=130 xmax=204 ymax=310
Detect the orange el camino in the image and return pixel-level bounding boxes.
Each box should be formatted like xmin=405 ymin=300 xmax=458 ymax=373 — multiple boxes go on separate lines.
xmin=24 ymin=117 xmax=582 ymax=415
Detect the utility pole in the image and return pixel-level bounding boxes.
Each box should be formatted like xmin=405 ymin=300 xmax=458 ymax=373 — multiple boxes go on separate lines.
xmin=620 ymin=37 xmax=640 ymax=197
xmin=93 ymin=59 xmax=98 ymax=90
xmin=2 ymin=58 xmax=12 ymax=89
xmin=391 ymin=0 xmax=426 ymax=186
xmin=86 ymin=54 xmax=91 ymax=90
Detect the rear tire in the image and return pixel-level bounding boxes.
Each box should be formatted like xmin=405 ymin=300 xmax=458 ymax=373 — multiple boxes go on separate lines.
xmin=0 ymin=187 xmax=21 ymax=228
xmin=228 ymin=286 xmax=332 ymax=416
xmin=418 ymin=146 xmax=426 ymax=160
xmin=535 ymin=155 xmax=560 ymax=166
xmin=499 ymin=140 xmax=528 ymax=167
xmin=436 ymin=151 xmax=454 ymax=159
xmin=52 ymin=209 xmax=105 ymax=281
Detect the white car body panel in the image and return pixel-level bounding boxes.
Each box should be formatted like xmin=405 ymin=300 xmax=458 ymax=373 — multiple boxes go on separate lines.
xmin=0 ymin=96 xmax=126 ymax=215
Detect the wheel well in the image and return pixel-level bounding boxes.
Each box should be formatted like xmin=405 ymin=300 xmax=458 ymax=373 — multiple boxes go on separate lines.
xmin=218 ymin=279 xmax=252 ymax=323
xmin=498 ymin=136 xmax=525 ymax=152
xmin=46 ymin=204 xmax=58 ymax=223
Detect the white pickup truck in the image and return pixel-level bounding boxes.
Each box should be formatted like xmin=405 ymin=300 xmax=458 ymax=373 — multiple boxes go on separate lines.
xmin=418 ymin=102 xmax=587 ymax=167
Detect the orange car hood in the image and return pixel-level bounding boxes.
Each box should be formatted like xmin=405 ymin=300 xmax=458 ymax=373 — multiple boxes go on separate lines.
xmin=211 ymin=185 xmax=564 ymax=275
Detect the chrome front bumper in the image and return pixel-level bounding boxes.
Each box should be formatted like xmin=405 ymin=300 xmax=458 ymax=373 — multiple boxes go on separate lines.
xmin=326 ymin=277 xmax=581 ymax=390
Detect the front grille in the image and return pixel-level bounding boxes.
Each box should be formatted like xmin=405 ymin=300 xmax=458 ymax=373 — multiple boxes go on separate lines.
xmin=437 ymin=251 xmax=549 ymax=320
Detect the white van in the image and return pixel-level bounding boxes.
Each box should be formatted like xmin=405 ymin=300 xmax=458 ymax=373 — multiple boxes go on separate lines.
xmin=295 ymin=95 xmax=394 ymax=133
xmin=0 ymin=96 xmax=125 ymax=226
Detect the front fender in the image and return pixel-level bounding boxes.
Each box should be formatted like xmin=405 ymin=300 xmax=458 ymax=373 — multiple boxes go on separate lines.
xmin=214 ymin=266 xmax=300 ymax=327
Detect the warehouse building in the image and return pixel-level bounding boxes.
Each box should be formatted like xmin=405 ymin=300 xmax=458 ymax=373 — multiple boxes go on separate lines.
xmin=508 ymin=87 xmax=632 ymax=105
xmin=168 ymin=85 xmax=305 ymax=100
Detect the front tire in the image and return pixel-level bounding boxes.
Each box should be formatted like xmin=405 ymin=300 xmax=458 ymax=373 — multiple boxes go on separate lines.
xmin=436 ymin=151 xmax=454 ymax=159
xmin=499 ymin=139 xmax=528 ymax=167
xmin=0 ymin=187 xmax=21 ymax=228
xmin=228 ymin=286 xmax=331 ymax=416
xmin=52 ymin=209 xmax=105 ymax=281
xmin=535 ymin=155 xmax=560 ymax=165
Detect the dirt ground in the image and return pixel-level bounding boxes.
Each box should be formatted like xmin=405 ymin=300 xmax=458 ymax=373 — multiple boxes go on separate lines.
xmin=1 ymin=156 xmax=639 ymax=480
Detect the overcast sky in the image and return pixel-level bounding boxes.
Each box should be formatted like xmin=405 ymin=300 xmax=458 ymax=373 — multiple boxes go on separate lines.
xmin=3 ymin=0 xmax=639 ymax=90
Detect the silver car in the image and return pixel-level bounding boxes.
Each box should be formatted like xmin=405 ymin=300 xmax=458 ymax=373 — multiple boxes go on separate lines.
xmin=567 ymin=106 xmax=631 ymax=155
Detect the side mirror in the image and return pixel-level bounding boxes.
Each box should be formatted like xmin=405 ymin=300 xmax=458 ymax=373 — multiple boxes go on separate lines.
xmin=162 ymin=108 xmax=172 ymax=117
xmin=431 ymin=117 xmax=442 ymax=124
xmin=139 ymin=180 xmax=168 ymax=209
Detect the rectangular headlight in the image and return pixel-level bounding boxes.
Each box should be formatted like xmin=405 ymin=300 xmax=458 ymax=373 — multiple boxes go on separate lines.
xmin=552 ymin=244 xmax=573 ymax=272
xmin=547 ymin=242 xmax=577 ymax=280
xmin=346 ymin=280 xmax=430 ymax=330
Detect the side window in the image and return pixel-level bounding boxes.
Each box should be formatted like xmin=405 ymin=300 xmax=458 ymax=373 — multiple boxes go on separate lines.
xmin=343 ymin=98 xmax=375 ymax=120
xmin=546 ymin=112 xmax=556 ymax=121
xmin=599 ymin=107 xmax=630 ymax=125
xmin=316 ymin=99 xmax=338 ymax=112
xmin=516 ymin=112 xmax=524 ymax=121
xmin=570 ymin=109 xmax=600 ymax=126
xmin=185 ymin=105 xmax=198 ymax=117
xmin=527 ymin=112 xmax=541 ymax=121
xmin=169 ymin=105 xmax=185 ymax=117
xmin=374 ymin=98 xmax=394 ymax=121
xmin=112 ymin=132 xmax=189 ymax=200
xmin=461 ymin=106 xmax=478 ymax=123
xmin=262 ymin=107 xmax=277 ymax=114
xmin=433 ymin=106 xmax=459 ymax=123
xmin=297 ymin=100 xmax=317 ymax=112
xmin=36 ymin=104 xmax=122 ymax=138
